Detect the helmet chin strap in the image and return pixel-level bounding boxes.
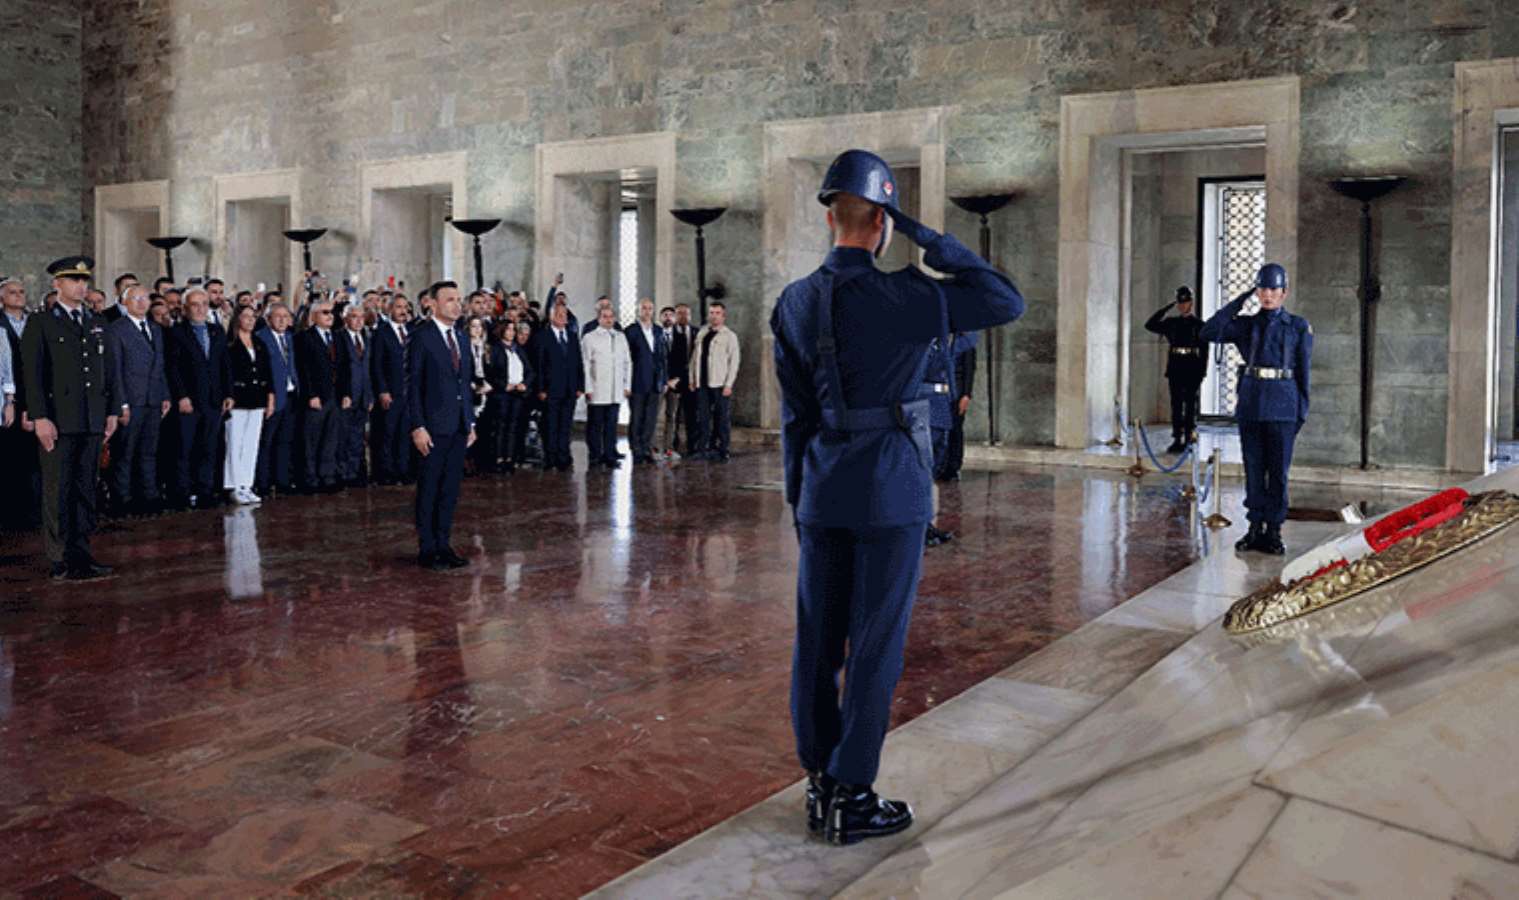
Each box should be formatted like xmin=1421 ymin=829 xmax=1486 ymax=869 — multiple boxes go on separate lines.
xmin=874 ymin=215 xmax=895 ymax=259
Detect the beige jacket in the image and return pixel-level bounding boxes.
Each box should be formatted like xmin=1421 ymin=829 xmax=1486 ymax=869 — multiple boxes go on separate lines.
xmin=690 ymin=325 xmax=740 ymax=390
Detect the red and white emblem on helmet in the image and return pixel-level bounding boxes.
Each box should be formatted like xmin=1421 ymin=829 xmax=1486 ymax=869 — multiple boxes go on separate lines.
xmin=883 ymin=181 xmax=894 ymax=197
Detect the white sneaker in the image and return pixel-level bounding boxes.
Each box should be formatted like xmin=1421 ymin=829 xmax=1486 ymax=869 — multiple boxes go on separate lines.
xmin=243 ymin=488 xmax=262 ymax=505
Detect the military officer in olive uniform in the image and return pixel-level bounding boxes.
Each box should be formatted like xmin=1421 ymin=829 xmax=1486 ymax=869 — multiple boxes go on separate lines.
xmin=772 ymin=150 xmax=1023 ymax=845
xmin=1144 ymin=286 xmax=1207 ymax=452
xmin=21 ymin=257 xmax=120 ymax=579
xmin=1200 ymin=263 xmax=1312 ymax=556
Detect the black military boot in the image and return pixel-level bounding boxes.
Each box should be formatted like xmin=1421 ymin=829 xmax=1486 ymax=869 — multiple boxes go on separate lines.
xmin=1234 ymin=522 xmax=1264 ymax=553
xmin=1258 ymin=524 xmax=1286 ymax=556
xmin=823 ymin=783 xmax=914 ymax=846
xmin=805 ymin=771 xmax=836 ymax=836
xmin=1166 ymin=436 xmax=1185 ymax=453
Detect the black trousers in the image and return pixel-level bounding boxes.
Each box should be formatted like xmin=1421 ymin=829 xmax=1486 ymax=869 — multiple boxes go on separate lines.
xmin=39 ymin=432 xmax=103 ymax=564
xmin=0 ymin=423 xmax=42 ymax=529
xmin=374 ymin=400 xmax=414 ymax=482
xmin=695 ymin=388 xmax=731 ymax=457
xmin=628 ymin=392 xmax=659 ymax=459
xmin=111 ymin=404 xmax=163 ymax=504
xmin=302 ymin=402 xmax=341 ymax=486
xmin=587 ymin=404 xmax=620 ymax=465
xmin=489 ymin=392 xmax=528 ymax=464
xmin=339 ymin=404 xmax=369 ymax=482
xmin=942 ymin=411 xmax=967 ymax=479
xmin=683 ymin=389 xmax=705 ymax=454
xmin=543 ymin=397 xmax=575 ymax=468
xmin=256 ymin=406 xmax=295 ymax=492
xmin=175 ymin=406 xmax=221 ymax=500
xmin=1168 ymin=374 xmax=1202 ymax=439
xmin=415 ymin=430 xmax=466 ymax=556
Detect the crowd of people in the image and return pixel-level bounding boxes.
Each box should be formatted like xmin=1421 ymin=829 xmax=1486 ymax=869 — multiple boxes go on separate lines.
xmin=0 ymin=265 xmax=747 ymax=544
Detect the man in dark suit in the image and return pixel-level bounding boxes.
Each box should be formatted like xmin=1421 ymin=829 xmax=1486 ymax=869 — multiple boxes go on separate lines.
xmin=165 ymin=288 xmax=231 ymax=509
xmin=102 ymin=273 xmax=137 ymax=323
xmin=371 ymin=295 xmax=413 ymax=485
xmin=337 ymin=304 xmax=374 ymax=486
xmin=295 ymin=299 xmax=350 ymax=492
xmin=255 ymin=302 xmax=300 ymax=496
xmin=535 ymin=303 xmax=584 ymax=471
xmin=1 ymin=276 xmax=40 ymax=530
xmin=408 ymin=281 xmax=475 ymax=570
xmin=624 ymin=297 xmax=667 ymax=464
xmin=21 ymin=257 xmax=120 ymax=579
xmin=669 ymin=303 xmax=697 ymax=454
xmin=106 ymin=284 xmax=170 ymax=515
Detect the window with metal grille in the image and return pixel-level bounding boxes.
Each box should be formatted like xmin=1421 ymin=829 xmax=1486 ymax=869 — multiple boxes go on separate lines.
xmin=618 ymin=207 xmax=639 ymax=326
xmin=1200 ymin=181 xmax=1266 ymax=417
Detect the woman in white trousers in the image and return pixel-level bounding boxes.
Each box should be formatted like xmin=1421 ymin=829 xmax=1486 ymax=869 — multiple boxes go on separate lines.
xmin=224 ymin=306 xmax=275 ymax=504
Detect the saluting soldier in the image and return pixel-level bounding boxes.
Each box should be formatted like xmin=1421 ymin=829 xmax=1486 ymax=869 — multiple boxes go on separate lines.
xmin=1200 ymin=263 xmax=1312 ymax=555
xmin=923 ymin=336 xmax=957 ymax=547
xmin=20 ymin=256 xmax=120 ymax=579
xmin=1144 ymin=285 xmax=1207 ymax=452
xmin=772 ymin=150 xmax=1023 ymax=845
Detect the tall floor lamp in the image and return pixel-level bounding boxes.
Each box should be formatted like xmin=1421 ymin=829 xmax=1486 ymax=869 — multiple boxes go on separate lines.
xmin=146 ymin=236 xmax=189 ymax=283
xmin=671 ymin=208 xmax=728 ymax=320
xmin=448 ymin=218 xmax=502 ymax=292
xmin=949 ymin=193 xmax=1017 ymax=445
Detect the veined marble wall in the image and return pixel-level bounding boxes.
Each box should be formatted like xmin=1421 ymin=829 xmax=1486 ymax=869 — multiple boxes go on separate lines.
xmin=68 ymin=1 xmax=1519 ymax=468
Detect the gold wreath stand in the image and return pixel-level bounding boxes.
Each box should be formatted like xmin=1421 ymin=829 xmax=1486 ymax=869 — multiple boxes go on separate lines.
xmin=1222 ymin=491 xmax=1519 ymax=636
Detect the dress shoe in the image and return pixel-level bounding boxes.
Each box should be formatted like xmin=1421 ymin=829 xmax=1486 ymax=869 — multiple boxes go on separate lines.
xmin=49 ymin=561 xmax=69 ymax=580
xmin=417 ymin=551 xmax=437 ymax=568
xmin=605 ymin=460 xmax=622 ymax=470
xmin=806 ymin=771 xmax=836 ymax=836
xmin=934 ymin=472 xmax=960 ymax=483
xmin=1235 ymin=522 xmax=1265 ymax=553
xmin=439 ymin=548 xmax=470 ymax=569
xmin=1258 ymin=525 xmax=1286 ymax=556
xmin=68 ymin=559 xmax=113 ymax=580
xmin=1166 ymin=438 xmax=1186 ymax=453
xmin=925 ymin=524 xmax=954 ymax=548
xmin=823 ymin=784 xmax=913 ymax=846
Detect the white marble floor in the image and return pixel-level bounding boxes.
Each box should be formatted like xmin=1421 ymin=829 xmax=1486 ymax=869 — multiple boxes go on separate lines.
xmin=596 ymin=467 xmax=1519 ymax=899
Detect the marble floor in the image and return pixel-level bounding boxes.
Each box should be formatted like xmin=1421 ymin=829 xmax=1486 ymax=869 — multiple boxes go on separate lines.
xmin=602 ymin=466 xmax=1519 ymax=898
xmin=1 ymin=446 xmax=1280 ymax=898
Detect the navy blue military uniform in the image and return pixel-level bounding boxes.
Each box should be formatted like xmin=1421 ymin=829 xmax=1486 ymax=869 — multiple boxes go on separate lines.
xmin=772 ymin=179 xmax=1023 ymax=797
xmin=1200 ymin=273 xmax=1312 ymax=544
xmin=1144 ymin=291 xmax=1207 ymax=447
xmin=20 ymin=257 xmax=119 ymax=576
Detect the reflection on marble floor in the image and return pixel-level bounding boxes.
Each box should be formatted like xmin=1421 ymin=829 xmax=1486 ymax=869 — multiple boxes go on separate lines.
xmin=1 ymin=448 xmax=1305 ymax=897
xmin=603 ymin=466 xmax=1519 ymax=899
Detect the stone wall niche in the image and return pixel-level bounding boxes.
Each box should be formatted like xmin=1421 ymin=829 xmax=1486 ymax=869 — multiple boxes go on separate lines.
xmin=214 ymin=170 xmax=303 ymax=295
xmin=1450 ymin=60 xmax=1519 ymax=474
xmin=535 ymin=133 xmax=675 ymax=328
xmin=359 ymin=153 xmax=467 ymax=295
xmin=1057 ymin=77 xmax=1300 ymax=450
xmin=760 ymin=108 xmax=949 ymax=429
xmin=93 ymin=180 xmax=170 ymax=291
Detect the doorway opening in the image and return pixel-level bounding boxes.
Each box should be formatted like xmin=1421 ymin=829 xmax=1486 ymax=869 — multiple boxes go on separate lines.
xmin=224 ymin=198 xmax=291 ymax=294
xmin=1122 ymin=144 xmax=1264 ymax=460
xmin=94 ymin=180 xmax=172 ymax=292
xmin=1494 ymin=125 xmax=1519 ymax=468
xmin=370 ymin=186 xmax=453 ymax=296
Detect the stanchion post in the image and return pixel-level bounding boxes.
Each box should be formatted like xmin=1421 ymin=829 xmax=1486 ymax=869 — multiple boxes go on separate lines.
xmin=1204 ymin=448 xmax=1232 ymax=530
xmin=1105 ymin=398 xmax=1124 ymax=448
xmin=1181 ymin=441 xmax=1198 ymax=501
xmin=1127 ymin=418 xmax=1146 ymax=478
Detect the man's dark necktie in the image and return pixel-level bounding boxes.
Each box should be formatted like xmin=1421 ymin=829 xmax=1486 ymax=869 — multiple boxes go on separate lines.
xmin=325 ymin=331 xmax=335 ymax=363
xmin=140 ymin=320 xmax=152 ymax=348
xmin=446 ymin=328 xmax=460 ymax=372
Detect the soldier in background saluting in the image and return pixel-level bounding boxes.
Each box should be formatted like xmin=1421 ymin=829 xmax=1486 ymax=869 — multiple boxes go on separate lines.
xmin=20 ymin=256 xmax=120 ymax=579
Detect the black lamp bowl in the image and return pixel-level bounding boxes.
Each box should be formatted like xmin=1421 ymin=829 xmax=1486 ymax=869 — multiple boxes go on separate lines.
xmin=671 ymin=208 xmax=727 ymax=228
xmin=283 ymin=228 xmax=328 ymax=244
xmin=950 ymin=193 xmax=1017 ymax=217
xmin=147 ymin=235 xmax=189 ymax=251
xmin=1329 ymin=176 xmax=1407 ymax=204
xmin=448 ymin=218 xmax=502 ymax=237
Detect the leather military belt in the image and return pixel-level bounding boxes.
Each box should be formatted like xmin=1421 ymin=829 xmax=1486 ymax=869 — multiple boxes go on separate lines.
xmin=1241 ymin=366 xmax=1294 ymax=380
xmin=924 ymin=382 xmax=951 ymax=394
xmin=1168 ymin=347 xmax=1201 ymax=356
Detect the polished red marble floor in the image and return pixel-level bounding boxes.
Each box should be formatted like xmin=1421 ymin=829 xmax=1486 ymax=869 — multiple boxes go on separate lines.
xmin=1 ymin=448 xmax=1216 ymax=897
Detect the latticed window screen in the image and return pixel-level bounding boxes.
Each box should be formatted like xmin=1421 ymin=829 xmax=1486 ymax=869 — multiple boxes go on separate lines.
xmin=618 ymin=208 xmax=639 ymax=326
xmin=1214 ymin=186 xmax=1266 ymax=416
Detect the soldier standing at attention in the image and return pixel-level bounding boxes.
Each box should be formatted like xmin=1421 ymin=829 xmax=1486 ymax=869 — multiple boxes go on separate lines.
xmin=1144 ymin=285 xmax=1207 ymax=453
xmin=771 ymin=150 xmax=1023 ymax=845
xmin=1200 ymin=263 xmax=1312 ymax=555
xmin=20 ymin=256 xmax=120 ymax=579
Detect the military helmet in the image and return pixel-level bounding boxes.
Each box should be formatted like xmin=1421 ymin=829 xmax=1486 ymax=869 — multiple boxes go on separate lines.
xmin=817 ymin=149 xmax=899 ymax=210
xmin=1255 ymin=263 xmax=1289 ymax=290
xmin=1175 ymin=286 xmax=1194 ymax=302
